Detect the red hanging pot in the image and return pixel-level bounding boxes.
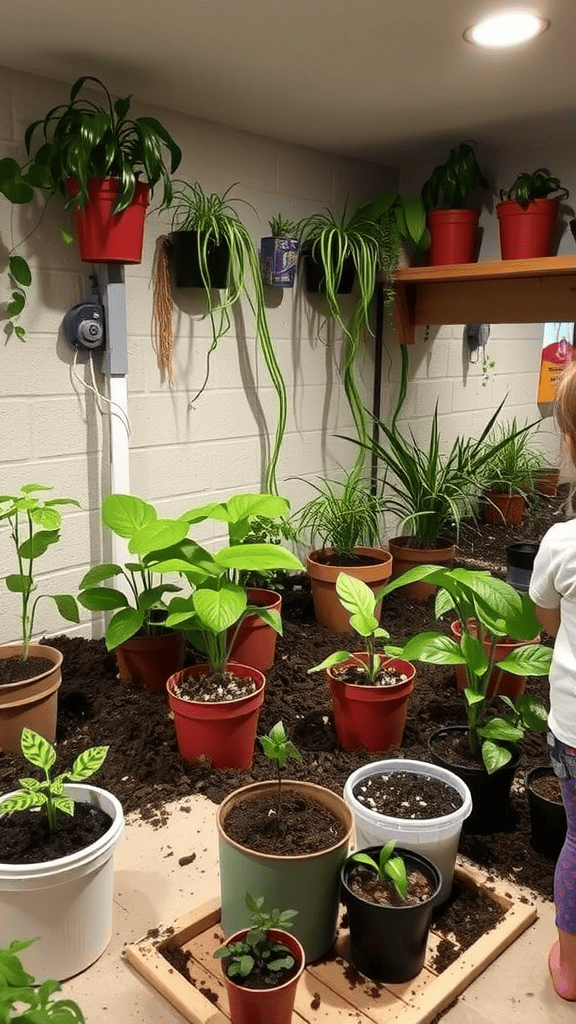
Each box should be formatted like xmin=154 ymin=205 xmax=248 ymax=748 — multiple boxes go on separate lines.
xmin=327 ymin=654 xmax=415 ymax=753
xmin=227 ymin=588 xmax=282 ymax=673
xmin=221 ymin=928 xmax=305 ymax=1024
xmin=67 ymin=177 xmax=150 ymax=264
xmin=166 ymin=663 xmax=265 ymax=769
xmin=427 ymin=209 xmax=479 ymax=266
xmin=497 ymin=199 xmax=559 ymax=260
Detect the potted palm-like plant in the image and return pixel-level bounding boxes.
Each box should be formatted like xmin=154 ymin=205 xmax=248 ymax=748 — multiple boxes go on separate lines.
xmin=0 ymin=75 xmax=181 ymax=334
xmin=497 ymin=168 xmax=570 ymax=259
xmin=294 ymin=468 xmax=392 ymax=631
xmin=0 ymin=485 xmax=80 ymax=753
xmin=421 ymin=141 xmax=489 ymax=265
xmin=152 ymin=181 xmax=287 ymax=494
xmin=260 ymin=213 xmax=300 ymax=287
xmin=383 ymin=565 xmax=552 ymax=833
xmin=480 ymin=417 xmax=544 ymax=525
xmin=77 ymin=493 xmax=189 ymax=694
xmin=308 ymin=573 xmax=415 ymax=753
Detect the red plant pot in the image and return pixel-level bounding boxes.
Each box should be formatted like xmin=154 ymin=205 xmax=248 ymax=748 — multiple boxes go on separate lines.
xmin=67 ymin=177 xmax=150 ymax=264
xmin=482 ymin=491 xmax=525 ymax=526
xmin=388 ymin=537 xmax=456 ymax=603
xmin=427 ymin=209 xmax=480 ymax=266
xmin=227 ymin=589 xmax=282 ymax=673
xmin=114 ymin=631 xmax=187 ymax=695
xmin=221 ymin=928 xmax=305 ymax=1024
xmin=450 ymin=619 xmax=539 ymax=699
xmin=166 ymin=663 xmax=265 ymax=769
xmin=497 ymin=199 xmax=559 ymax=260
xmin=327 ymin=654 xmax=415 ymax=753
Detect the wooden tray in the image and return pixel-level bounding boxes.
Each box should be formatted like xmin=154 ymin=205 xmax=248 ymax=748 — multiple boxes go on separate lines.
xmin=123 ymin=860 xmax=536 ymax=1024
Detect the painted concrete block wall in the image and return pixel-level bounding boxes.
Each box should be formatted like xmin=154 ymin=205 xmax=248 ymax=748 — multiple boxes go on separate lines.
xmin=0 ymin=66 xmax=395 ymax=643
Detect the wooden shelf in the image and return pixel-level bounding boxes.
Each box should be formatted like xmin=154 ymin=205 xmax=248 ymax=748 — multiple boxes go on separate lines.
xmin=379 ymin=255 xmax=576 ymax=344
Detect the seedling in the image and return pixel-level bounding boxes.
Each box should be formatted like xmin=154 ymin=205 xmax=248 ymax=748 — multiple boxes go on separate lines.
xmin=0 ymin=937 xmax=86 ymax=1022
xmin=350 ymin=840 xmax=408 ymax=900
xmin=308 ymin=573 xmax=390 ymax=682
xmin=258 ymin=720 xmax=300 ymax=821
xmin=214 ymin=893 xmax=298 ymax=980
xmin=0 ymin=728 xmax=108 ymax=832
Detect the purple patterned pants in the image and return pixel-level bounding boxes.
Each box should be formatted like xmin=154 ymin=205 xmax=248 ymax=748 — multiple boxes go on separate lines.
xmin=549 ymin=732 xmax=576 ymax=933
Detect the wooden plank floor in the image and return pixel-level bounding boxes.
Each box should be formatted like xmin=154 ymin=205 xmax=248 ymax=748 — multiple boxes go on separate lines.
xmin=124 ymin=860 xmax=537 ymax=1024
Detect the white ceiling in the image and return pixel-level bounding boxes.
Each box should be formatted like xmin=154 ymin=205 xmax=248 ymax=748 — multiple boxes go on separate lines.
xmin=1 ymin=0 xmax=575 ymax=162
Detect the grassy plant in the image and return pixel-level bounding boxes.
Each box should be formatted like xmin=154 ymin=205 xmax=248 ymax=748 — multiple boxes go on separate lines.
xmin=481 ymin=418 xmax=545 ymax=495
xmin=268 ymin=213 xmax=300 ymax=237
xmin=294 ymin=470 xmax=383 ymax=559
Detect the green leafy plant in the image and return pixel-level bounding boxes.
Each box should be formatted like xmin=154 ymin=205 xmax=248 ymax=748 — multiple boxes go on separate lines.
xmin=421 ymin=142 xmax=489 ymax=210
xmin=383 ymin=566 xmax=551 ymax=773
xmin=77 ymin=493 xmax=188 ymax=651
xmin=499 ymin=168 xmax=570 ymax=204
xmin=308 ymin=573 xmax=390 ymax=682
xmin=258 ymin=720 xmax=301 ymax=820
xmin=347 ymin=398 xmax=531 ymax=547
xmin=147 ymin=494 xmax=303 ymax=675
xmin=157 ymin=180 xmax=287 ymax=494
xmin=0 ymin=484 xmax=80 ymax=659
xmin=214 ymin=893 xmax=298 ymax=981
xmin=481 ymin=418 xmax=545 ymax=497
xmin=350 ymin=840 xmax=408 ymax=899
xmin=299 ymin=205 xmax=379 ymax=469
xmin=353 ymin=193 xmax=428 ymax=320
xmin=268 ymin=213 xmax=300 ymax=237
xmin=0 ymin=75 xmax=181 ymax=339
xmin=294 ymin=469 xmax=384 ymax=560
xmin=0 ymin=937 xmax=86 ymax=1023
xmin=0 ymin=728 xmax=108 ymax=832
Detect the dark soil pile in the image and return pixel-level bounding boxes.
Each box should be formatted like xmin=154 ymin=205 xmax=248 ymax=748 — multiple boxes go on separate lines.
xmin=0 ymin=490 xmax=568 ymax=907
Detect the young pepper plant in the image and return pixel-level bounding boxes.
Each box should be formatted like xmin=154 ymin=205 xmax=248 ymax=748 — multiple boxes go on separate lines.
xmin=350 ymin=840 xmax=408 ymax=899
xmin=382 ymin=565 xmax=551 ymax=774
xmin=258 ymin=721 xmax=301 ymax=822
xmin=214 ymin=893 xmax=298 ymax=981
xmin=308 ymin=572 xmax=390 ymax=682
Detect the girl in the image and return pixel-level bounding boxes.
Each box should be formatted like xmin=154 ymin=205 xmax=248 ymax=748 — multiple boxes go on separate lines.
xmin=530 ymin=357 xmax=576 ymax=1001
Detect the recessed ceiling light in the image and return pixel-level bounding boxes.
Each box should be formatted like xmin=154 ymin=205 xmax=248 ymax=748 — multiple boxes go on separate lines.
xmin=464 ymin=9 xmax=549 ymax=48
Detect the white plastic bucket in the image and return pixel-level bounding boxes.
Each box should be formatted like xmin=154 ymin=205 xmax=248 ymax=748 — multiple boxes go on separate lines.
xmin=0 ymin=783 xmax=124 ymax=980
xmin=344 ymin=759 xmax=472 ymax=903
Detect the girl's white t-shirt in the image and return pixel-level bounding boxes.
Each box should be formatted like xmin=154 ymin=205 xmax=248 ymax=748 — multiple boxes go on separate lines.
xmin=529 ymin=519 xmax=576 ymax=746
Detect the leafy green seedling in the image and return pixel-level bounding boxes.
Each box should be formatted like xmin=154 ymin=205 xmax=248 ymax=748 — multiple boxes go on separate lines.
xmin=0 ymin=937 xmax=86 ymax=1022
xmin=214 ymin=893 xmax=298 ymax=980
xmin=350 ymin=840 xmax=408 ymax=900
xmin=308 ymin=573 xmax=390 ymax=682
xmin=258 ymin=721 xmax=301 ymax=822
xmin=0 ymin=728 xmax=108 ymax=832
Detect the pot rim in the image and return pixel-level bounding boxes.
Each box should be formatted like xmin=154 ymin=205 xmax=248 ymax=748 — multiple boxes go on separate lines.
xmin=326 ymin=654 xmax=416 ymax=691
xmin=167 ymin=663 xmax=266 ymax=707
xmin=221 ymin=927 xmax=305 ymax=992
xmin=341 ymin=844 xmax=442 ymax=907
xmin=344 ymin=757 xmax=472 ymax=829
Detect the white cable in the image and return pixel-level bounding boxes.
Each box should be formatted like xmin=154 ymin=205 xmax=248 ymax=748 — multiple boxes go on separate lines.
xmin=70 ymin=347 xmax=132 ymax=441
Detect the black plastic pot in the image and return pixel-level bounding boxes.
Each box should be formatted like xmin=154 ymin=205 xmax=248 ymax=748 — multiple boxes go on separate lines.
xmin=506 ymin=542 xmax=540 ymax=593
xmin=526 ymin=765 xmax=567 ymax=859
xmin=341 ymin=846 xmax=441 ymax=983
xmin=303 ymin=247 xmax=356 ymax=294
xmin=428 ymin=726 xmax=520 ymax=834
xmin=169 ymin=230 xmax=230 ymax=289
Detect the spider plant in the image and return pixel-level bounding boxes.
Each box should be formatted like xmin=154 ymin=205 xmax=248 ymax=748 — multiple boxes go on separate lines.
xmin=293 ymin=468 xmax=384 ymax=560
xmin=480 ymin=418 xmax=544 ymax=496
xmin=268 ymin=213 xmax=300 ymax=237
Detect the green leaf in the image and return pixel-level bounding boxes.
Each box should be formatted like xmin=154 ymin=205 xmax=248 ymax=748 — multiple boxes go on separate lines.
xmin=460 ymin=632 xmax=489 ymax=677
xmin=482 ymin=739 xmax=512 ymax=774
xmin=52 ymin=794 xmax=75 ymax=817
xmin=21 ymin=729 xmax=56 ymax=771
xmin=9 ymin=254 xmax=32 ymax=287
xmin=497 ymin=644 xmax=552 ymax=677
xmin=350 ymin=851 xmax=380 ymax=874
xmin=51 ymin=594 xmax=80 ymax=623
xmin=0 ymin=791 xmax=42 ymax=815
xmin=385 ymin=855 xmax=408 ymax=899
xmin=18 ymin=529 xmax=60 ymax=560
xmin=400 ymin=632 xmax=465 ymax=665
xmin=69 ymin=745 xmax=108 ymax=781
xmin=193 ymin=581 xmax=247 ymax=634
xmin=128 ymin=518 xmax=189 ymax=556
xmin=79 ymin=564 xmax=124 ymax=588
xmin=5 ymin=573 xmax=31 ymax=594
xmin=478 ymin=718 xmax=523 ymax=742
xmin=215 ymin=543 xmax=303 ymax=572
xmin=105 ymin=607 xmax=145 ymax=649
xmin=29 ymin=506 xmax=61 ymax=531
xmin=101 ymin=494 xmax=157 ymax=539
xmin=335 ymin=572 xmax=378 ymax=636
xmin=308 ymin=651 xmax=353 ymax=673
xmin=7 ymin=290 xmax=25 ymax=317
xmin=515 ymin=693 xmax=549 ymax=731
xmin=78 ymin=586 xmax=129 ymax=612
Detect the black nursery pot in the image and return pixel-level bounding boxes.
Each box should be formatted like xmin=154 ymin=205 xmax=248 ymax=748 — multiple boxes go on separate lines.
xmin=169 ymin=230 xmax=230 ymax=289
xmin=340 ymin=846 xmax=441 ymax=983
xmin=506 ymin=542 xmax=540 ymax=593
xmin=428 ymin=726 xmax=520 ymax=835
xmin=303 ymin=246 xmax=356 ymax=294
xmin=526 ymin=765 xmax=567 ymax=859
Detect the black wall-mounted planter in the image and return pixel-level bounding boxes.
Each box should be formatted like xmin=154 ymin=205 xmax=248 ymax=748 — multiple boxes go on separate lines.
xmin=169 ymin=230 xmax=230 ymax=289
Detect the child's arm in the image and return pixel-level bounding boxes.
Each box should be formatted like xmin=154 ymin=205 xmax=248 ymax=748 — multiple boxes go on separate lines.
xmin=535 ymin=604 xmax=560 ymax=637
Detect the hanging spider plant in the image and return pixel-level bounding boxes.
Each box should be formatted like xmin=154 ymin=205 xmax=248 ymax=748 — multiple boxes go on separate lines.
xmin=154 ymin=181 xmax=287 ymax=494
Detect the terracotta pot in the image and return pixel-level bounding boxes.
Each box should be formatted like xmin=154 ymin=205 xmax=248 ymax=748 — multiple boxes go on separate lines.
xmin=427 ymin=209 xmax=479 ymax=266
xmin=115 ymin=631 xmax=186 ymax=694
xmin=67 ymin=177 xmax=150 ymax=264
xmin=450 ymin=619 xmax=538 ymax=699
xmin=227 ymin=589 xmax=282 ymax=673
xmin=428 ymin=725 xmax=520 ymax=834
xmin=341 ymin=845 xmax=441 ymax=982
xmin=306 ymin=547 xmax=392 ymax=633
xmin=221 ymin=927 xmax=305 ymax=1024
xmin=166 ymin=663 xmax=265 ymax=769
xmin=526 ymin=765 xmax=566 ymax=859
xmin=533 ymin=468 xmax=560 ymax=496
xmin=497 ymin=198 xmax=559 ymax=260
xmin=326 ymin=654 xmax=415 ymax=753
xmin=0 ymin=644 xmax=62 ymax=754
xmin=482 ymin=490 xmax=526 ymax=526
xmin=217 ymin=779 xmax=353 ymax=962
xmin=388 ymin=537 xmax=456 ymax=602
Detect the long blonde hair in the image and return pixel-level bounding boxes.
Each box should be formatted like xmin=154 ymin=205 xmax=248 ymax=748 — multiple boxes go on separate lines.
xmin=555 ymin=358 xmax=576 ymax=459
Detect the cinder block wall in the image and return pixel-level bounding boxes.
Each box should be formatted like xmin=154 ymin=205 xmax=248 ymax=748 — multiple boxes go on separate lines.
xmin=0 ymin=66 xmax=394 ymax=642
